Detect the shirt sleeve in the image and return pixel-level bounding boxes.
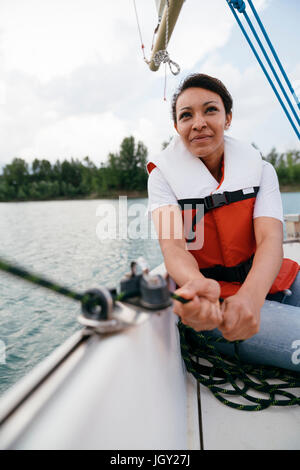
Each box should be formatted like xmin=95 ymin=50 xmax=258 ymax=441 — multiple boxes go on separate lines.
xmin=147 ymin=166 xmax=180 ymax=213
xmin=253 ymin=161 xmax=283 ymax=222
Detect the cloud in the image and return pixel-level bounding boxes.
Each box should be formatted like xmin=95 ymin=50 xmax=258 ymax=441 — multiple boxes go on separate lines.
xmin=0 ymin=0 xmax=155 ymax=82
xmin=0 ymin=0 xmax=297 ymax=168
xmin=198 ymin=52 xmax=300 ymax=154
xmin=17 ymin=112 xmax=130 ymax=165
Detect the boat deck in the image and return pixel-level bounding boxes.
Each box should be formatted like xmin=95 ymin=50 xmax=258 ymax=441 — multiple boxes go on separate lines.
xmin=0 ymin=243 xmax=299 ymax=450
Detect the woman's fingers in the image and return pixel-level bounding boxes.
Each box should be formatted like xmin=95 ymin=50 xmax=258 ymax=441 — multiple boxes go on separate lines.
xmin=174 ymin=278 xmax=221 ymax=304
xmin=174 ymin=295 xmax=223 ymax=331
xmin=220 ymin=301 xmax=240 ymax=333
xmin=173 ymin=279 xmax=261 ymax=340
xmin=219 ymin=295 xmax=260 ymax=340
xmin=173 ymin=294 xmax=200 ymax=317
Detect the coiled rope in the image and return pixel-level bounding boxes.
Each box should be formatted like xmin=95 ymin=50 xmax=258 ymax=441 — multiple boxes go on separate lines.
xmin=178 ymin=321 xmax=300 ymax=411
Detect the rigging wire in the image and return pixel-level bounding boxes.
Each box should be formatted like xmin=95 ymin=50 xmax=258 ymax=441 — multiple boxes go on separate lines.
xmin=227 ymin=0 xmax=300 ymax=140
xmin=132 ymin=0 xmax=150 ymax=64
xmin=241 ymin=4 xmax=300 ymax=127
xmin=247 ymin=0 xmax=300 ymax=112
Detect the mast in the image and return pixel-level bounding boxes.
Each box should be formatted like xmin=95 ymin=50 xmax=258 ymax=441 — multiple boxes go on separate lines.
xmin=149 ymin=0 xmax=185 ymax=72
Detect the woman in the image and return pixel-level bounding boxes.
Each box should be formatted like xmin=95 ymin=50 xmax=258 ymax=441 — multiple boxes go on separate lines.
xmin=147 ymin=73 xmax=300 ymax=370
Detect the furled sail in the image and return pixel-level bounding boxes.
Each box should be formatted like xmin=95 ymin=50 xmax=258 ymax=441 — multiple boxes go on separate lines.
xmin=149 ymin=0 xmax=184 ymax=72
xmin=155 ymin=0 xmax=167 ymax=19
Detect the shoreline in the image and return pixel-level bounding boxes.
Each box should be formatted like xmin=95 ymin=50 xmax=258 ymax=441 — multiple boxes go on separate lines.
xmin=279 ymin=185 xmax=300 ymax=193
xmin=0 ymin=187 xmax=299 ymax=203
xmin=0 ymin=190 xmax=148 ymax=203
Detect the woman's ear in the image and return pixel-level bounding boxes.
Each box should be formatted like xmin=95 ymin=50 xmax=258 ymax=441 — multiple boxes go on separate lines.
xmin=174 ymin=122 xmax=178 ymax=132
xmin=225 ymin=112 xmax=232 ymax=130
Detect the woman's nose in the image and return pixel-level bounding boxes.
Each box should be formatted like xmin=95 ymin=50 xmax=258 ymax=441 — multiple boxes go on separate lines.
xmin=192 ymin=113 xmax=207 ymax=130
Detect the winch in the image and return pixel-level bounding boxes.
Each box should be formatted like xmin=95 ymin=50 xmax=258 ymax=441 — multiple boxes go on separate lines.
xmin=78 ymin=257 xmax=173 ymax=334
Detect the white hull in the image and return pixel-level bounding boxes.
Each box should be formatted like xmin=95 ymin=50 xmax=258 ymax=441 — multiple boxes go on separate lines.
xmin=0 ymin=243 xmax=299 ymax=450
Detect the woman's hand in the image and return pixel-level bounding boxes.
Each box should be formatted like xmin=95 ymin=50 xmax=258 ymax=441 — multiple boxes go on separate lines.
xmin=173 ymin=278 xmax=223 ymax=331
xmin=219 ymin=291 xmax=264 ymax=341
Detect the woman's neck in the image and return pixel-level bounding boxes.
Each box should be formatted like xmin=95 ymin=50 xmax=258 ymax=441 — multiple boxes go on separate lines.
xmin=199 ymin=144 xmax=224 ymax=183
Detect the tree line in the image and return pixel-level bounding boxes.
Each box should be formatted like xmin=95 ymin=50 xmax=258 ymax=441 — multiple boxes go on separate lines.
xmin=0 ymin=136 xmax=148 ymax=201
xmin=0 ymin=138 xmax=299 ymax=202
xmin=261 ymin=147 xmax=300 ymax=188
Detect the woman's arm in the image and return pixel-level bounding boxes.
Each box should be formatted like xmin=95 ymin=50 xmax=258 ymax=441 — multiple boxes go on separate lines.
xmin=239 ymin=216 xmax=283 ymax=300
xmin=152 ymin=205 xmax=222 ymax=331
xmin=152 ymin=205 xmax=204 ymax=285
xmin=219 ymin=216 xmax=283 ymax=341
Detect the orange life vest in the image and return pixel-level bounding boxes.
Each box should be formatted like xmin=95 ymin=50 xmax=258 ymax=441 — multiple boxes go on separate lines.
xmin=147 ymin=135 xmax=299 ymax=298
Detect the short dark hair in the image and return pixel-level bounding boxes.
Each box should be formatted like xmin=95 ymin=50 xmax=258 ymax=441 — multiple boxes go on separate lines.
xmin=171 ymin=73 xmax=233 ymax=123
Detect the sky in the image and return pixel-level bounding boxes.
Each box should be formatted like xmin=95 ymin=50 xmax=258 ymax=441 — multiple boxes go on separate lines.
xmin=0 ymin=0 xmax=299 ymax=169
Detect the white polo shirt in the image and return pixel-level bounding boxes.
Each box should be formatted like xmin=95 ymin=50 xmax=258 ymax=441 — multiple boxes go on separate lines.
xmin=147 ymin=160 xmax=283 ymax=222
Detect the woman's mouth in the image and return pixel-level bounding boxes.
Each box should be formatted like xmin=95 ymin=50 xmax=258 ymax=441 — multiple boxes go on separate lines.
xmin=191 ymin=135 xmax=212 ymax=143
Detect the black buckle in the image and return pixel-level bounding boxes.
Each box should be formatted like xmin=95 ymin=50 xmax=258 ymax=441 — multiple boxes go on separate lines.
xmin=204 ymin=193 xmax=228 ymax=211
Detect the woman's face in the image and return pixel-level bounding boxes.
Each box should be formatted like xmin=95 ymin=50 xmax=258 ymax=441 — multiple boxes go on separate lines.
xmin=174 ymin=87 xmax=232 ymax=159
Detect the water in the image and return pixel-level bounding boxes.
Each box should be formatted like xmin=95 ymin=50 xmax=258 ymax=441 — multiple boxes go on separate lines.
xmin=0 ymin=198 xmax=163 ymax=397
xmin=0 ymin=193 xmax=299 ymax=397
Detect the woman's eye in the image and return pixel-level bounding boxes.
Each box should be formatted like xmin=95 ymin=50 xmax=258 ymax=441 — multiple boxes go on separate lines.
xmin=179 ymin=111 xmax=191 ymax=120
xmin=206 ymin=106 xmax=218 ymax=113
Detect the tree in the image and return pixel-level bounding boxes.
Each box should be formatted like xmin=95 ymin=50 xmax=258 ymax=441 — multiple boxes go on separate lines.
xmin=116 ymin=136 xmax=148 ymax=190
xmin=61 ymin=159 xmax=82 ymax=191
xmin=0 ymin=180 xmax=15 ymax=201
xmin=264 ymin=147 xmax=279 ymax=167
xmin=31 ymin=159 xmax=53 ymax=182
xmin=3 ymin=158 xmax=29 ymax=189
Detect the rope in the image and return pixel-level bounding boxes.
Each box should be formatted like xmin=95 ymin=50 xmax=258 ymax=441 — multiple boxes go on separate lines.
xmin=132 ymin=0 xmax=150 ymax=64
xmin=0 ymin=257 xmax=123 ymax=318
xmin=247 ymin=0 xmax=300 ymax=111
xmin=0 ymin=258 xmax=84 ymax=303
xmin=178 ymin=321 xmax=300 ymax=411
xmin=227 ymin=0 xmax=300 ymax=141
xmin=242 ymin=3 xmax=300 ymax=127
xmin=0 ymin=257 xmax=206 ymax=308
xmin=0 ymin=256 xmax=182 ymax=318
xmin=153 ymin=49 xmax=180 ymax=75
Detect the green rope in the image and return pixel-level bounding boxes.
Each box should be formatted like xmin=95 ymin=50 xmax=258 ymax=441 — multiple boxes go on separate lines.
xmin=178 ymin=321 xmax=300 ymax=411
xmin=0 ymin=256 xmax=174 ymax=315
xmin=0 ymin=258 xmax=85 ymax=302
xmin=0 ymin=257 xmax=126 ymax=313
xmin=0 ymin=257 xmax=198 ymax=310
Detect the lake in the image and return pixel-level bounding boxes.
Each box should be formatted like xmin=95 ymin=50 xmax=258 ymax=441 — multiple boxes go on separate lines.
xmin=0 ymin=192 xmax=299 ymax=396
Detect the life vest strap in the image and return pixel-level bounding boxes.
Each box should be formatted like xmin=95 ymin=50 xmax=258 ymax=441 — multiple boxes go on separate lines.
xmin=178 ymin=186 xmax=260 ymax=213
xmin=179 ymin=187 xmax=260 ymax=243
xmin=200 ymin=255 xmax=254 ymax=283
